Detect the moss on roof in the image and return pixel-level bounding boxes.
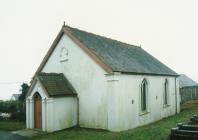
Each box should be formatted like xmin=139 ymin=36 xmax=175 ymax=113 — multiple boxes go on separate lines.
xmin=37 ymin=73 xmax=76 ymax=97
xmin=67 ymin=26 xmax=177 ymax=76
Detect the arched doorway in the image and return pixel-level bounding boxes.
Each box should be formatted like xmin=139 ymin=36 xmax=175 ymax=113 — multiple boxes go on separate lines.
xmin=34 ymin=92 xmax=42 ymax=129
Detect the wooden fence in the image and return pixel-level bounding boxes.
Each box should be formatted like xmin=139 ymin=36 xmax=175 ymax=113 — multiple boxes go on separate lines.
xmin=180 ymin=86 xmax=198 ymax=104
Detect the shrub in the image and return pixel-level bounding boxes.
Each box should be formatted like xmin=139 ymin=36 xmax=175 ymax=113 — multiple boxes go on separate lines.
xmin=10 ymin=112 xmax=25 ymax=121
xmin=0 ymin=101 xmax=25 ymax=121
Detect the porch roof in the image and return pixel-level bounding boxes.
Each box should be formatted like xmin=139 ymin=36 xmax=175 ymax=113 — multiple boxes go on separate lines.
xmin=37 ymin=72 xmax=77 ymax=97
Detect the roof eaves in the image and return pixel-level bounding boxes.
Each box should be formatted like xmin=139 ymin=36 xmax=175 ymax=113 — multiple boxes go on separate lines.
xmin=116 ymin=71 xmax=179 ymax=77
xmin=26 ymin=76 xmax=50 ymax=99
xmin=49 ymin=93 xmax=77 ymax=98
xmin=26 ymin=78 xmax=37 ymax=99
xmin=35 ymin=76 xmax=50 ymax=98
xmin=180 ymin=85 xmax=198 ymax=88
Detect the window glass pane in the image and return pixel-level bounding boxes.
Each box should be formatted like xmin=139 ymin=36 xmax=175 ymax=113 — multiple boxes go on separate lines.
xmin=164 ymin=80 xmax=168 ymax=105
xmin=143 ymin=83 xmax=146 ymax=110
xmin=141 ymin=80 xmax=147 ymax=111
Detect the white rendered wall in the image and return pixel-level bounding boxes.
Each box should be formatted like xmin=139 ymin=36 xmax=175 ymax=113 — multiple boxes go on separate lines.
xmin=33 ymin=32 xmax=180 ymax=132
xmin=53 ymin=97 xmax=77 ymax=131
xmin=42 ymin=34 xmax=109 ymax=129
xmin=26 ymin=81 xmax=78 ymax=132
xmin=26 ymin=80 xmax=52 ymax=131
xmin=107 ymin=73 xmax=180 ymax=131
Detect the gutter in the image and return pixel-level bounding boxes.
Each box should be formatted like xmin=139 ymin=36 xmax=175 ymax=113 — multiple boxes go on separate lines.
xmin=115 ymin=71 xmax=179 ymax=77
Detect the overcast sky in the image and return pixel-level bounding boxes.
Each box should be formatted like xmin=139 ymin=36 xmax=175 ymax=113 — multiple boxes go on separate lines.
xmin=0 ymin=0 xmax=198 ymax=100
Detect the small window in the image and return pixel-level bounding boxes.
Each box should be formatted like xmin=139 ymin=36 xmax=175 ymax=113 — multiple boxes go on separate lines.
xmin=60 ymin=47 xmax=69 ymax=62
xmin=141 ymin=79 xmax=148 ymax=111
xmin=164 ymin=79 xmax=169 ymax=106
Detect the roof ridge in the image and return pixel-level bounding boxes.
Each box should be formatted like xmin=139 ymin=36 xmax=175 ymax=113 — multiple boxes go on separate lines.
xmin=38 ymin=72 xmax=63 ymax=76
xmin=65 ymin=25 xmax=140 ymax=49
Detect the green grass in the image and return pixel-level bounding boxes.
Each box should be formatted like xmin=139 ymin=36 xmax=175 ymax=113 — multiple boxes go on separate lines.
xmin=0 ymin=120 xmax=26 ymax=131
xmin=30 ymin=100 xmax=198 ymax=140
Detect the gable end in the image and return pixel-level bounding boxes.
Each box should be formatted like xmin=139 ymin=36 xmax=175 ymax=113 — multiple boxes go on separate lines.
xmin=33 ymin=26 xmax=113 ymax=80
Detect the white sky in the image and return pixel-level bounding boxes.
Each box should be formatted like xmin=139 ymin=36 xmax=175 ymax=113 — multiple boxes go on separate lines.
xmin=0 ymin=0 xmax=198 ymax=100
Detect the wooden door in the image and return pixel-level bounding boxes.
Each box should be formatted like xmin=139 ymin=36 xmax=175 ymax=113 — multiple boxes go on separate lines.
xmin=34 ymin=93 xmax=42 ymax=129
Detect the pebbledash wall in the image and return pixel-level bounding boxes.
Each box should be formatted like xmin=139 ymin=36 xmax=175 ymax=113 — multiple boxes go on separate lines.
xmin=26 ymin=33 xmax=180 ymax=132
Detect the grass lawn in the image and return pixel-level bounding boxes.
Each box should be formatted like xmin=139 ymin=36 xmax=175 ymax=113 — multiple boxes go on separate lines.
xmin=29 ymin=100 xmax=198 ymax=140
xmin=0 ymin=120 xmax=26 ymax=131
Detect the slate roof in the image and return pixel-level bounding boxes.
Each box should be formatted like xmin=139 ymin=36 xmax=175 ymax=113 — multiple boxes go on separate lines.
xmin=67 ymin=26 xmax=178 ymax=76
xmin=178 ymin=74 xmax=198 ymax=88
xmin=37 ymin=73 xmax=77 ymax=97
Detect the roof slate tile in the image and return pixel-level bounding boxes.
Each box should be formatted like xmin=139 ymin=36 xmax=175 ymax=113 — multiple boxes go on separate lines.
xmin=37 ymin=73 xmax=76 ymax=97
xmin=68 ymin=26 xmax=178 ymax=76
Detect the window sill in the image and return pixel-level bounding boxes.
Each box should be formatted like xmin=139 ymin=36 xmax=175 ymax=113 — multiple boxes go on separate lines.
xmin=60 ymin=59 xmax=68 ymax=62
xmin=139 ymin=110 xmax=150 ymax=116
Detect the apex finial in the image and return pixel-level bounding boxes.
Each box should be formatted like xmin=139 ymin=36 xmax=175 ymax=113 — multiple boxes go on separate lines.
xmin=63 ymin=21 xmax=66 ymax=27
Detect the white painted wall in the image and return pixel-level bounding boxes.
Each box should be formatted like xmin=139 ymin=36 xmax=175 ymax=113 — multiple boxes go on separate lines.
xmin=27 ymin=33 xmax=180 ymax=132
xmin=42 ymin=34 xmax=109 ymax=129
xmin=106 ymin=73 xmax=180 ymax=131
xmin=53 ymin=97 xmax=77 ymax=131
xmin=26 ymin=80 xmax=77 ymax=132
xmin=26 ymin=80 xmax=48 ymax=130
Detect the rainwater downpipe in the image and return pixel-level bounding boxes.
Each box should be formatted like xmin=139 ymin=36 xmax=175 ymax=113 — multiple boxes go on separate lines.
xmin=44 ymin=98 xmax=47 ymax=131
xmin=77 ymin=96 xmax=79 ymax=126
xmin=175 ymin=77 xmax=177 ymax=114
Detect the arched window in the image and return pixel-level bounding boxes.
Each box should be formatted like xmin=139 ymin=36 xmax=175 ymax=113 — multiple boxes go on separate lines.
xmin=141 ymin=79 xmax=148 ymax=111
xmin=164 ymin=79 xmax=168 ymax=105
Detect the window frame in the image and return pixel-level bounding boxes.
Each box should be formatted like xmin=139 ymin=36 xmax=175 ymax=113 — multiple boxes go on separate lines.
xmin=139 ymin=78 xmax=149 ymax=115
xmin=163 ymin=78 xmax=169 ymax=107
